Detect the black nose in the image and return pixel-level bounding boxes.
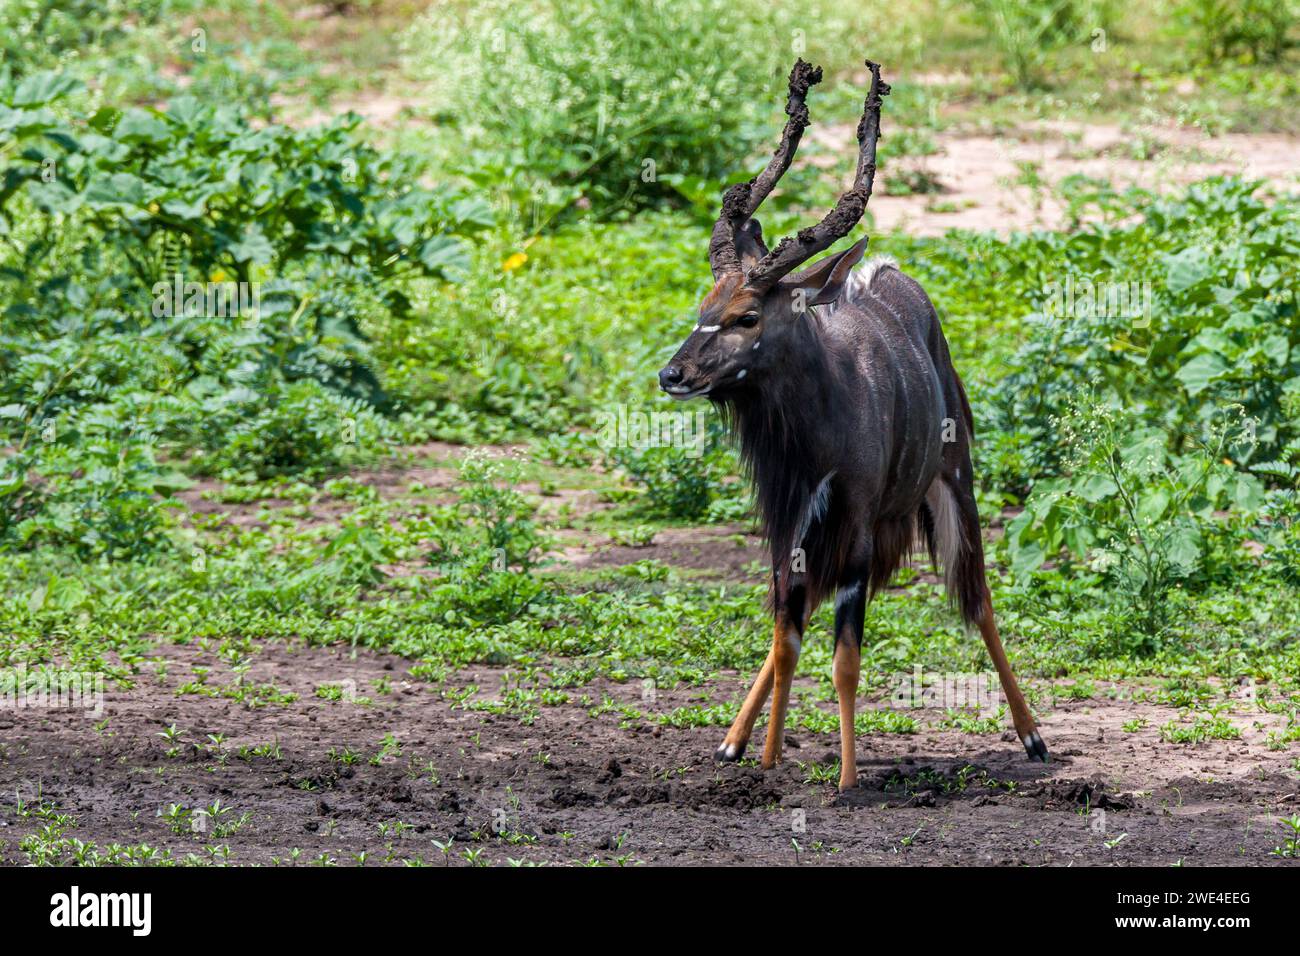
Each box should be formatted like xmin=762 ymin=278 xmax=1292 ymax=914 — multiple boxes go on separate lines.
xmin=659 ymin=365 xmax=683 ymax=389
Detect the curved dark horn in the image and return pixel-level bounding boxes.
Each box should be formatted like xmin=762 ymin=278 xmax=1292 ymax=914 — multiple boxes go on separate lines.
xmin=708 ymin=59 xmax=823 ymax=280
xmin=742 ymin=59 xmax=890 ymax=293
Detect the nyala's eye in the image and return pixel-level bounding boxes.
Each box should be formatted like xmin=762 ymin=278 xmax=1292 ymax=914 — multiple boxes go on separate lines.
xmin=737 ymin=311 xmax=760 ymax=328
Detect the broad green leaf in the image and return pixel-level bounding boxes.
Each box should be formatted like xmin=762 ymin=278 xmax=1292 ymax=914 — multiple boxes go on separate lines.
xmin=84 ymin=172 xmax=147 ymax=208
xmin=113 ymin=108 xmax=171 ymax=146
xmin=1175 ymin=352 xmax=1228 ymax=396
xmin=228 ymin=224 xmax=274 ymax=263
xmin=1164 ymin=525 xmax=1202 ymax=574
xmin=1230 ymin=474 xmax=1263 ymax=514
xmin=416 ymin=235 xmax=469 ymax=275
xmin=12 ymin=71 xmax=81 ymax=108
xmin=1164 ymin=246 xmax=1212 ymax=294
xmin=1136 ymin=486 xmax=1171 ymax=523
xmin=1076 ymin=474 xmax=1118 ymax=503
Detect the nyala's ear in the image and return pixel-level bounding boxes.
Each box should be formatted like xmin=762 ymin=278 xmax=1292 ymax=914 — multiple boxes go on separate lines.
xmin=736 ymin=219 xmax=769 ymax=273
xmin=782 ymin=236 xmax=869 ymax=307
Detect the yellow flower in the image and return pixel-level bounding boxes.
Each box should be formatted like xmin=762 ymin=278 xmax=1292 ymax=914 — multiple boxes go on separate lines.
xmin=502 ymin=252 xmax=528 ymax=272
xmin=210 ymin=269 xmax=229 ymax=283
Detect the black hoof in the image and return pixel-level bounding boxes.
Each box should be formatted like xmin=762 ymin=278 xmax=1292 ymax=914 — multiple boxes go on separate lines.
xmin=714 ymin=741 xmax=746 ymax=763
xmin=1023 ymin=731 xmax=1049 ymax=763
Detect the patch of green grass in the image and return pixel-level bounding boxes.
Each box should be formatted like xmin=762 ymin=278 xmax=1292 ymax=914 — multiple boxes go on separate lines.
xmin=800 ymin=759 xmax=842 ymax=786
xmin=934 ymin=709 xmax=1005 ymax=734
xmin=1159 ymin=713 xmax=1244 ymax=744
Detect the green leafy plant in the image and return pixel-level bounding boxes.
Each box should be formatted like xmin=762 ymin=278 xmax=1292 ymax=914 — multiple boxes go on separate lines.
xmin=0 ymin=66 xmax=492 ymax=554
xmin=191 ymin=378 xmax=386 ymax=481
xmin=452 ymin=453 xmax=547 ymax=572
xmin=990 ymin=177 xmax=1300 ymax=490
xmin=608 ymin=414 xmax=746 ymax=521
xmin=410 ymin=0 xmax=856 ymax=217
xmin=1007 ymin=398 xmax=1263 ymax=648
xmin=1176 ymin=0 xmax=1297 ymax=64
xmin=971 ymin=0 xmax=1113 ymax=89
xmin=1 ymin=402 xmax=186 ymax=558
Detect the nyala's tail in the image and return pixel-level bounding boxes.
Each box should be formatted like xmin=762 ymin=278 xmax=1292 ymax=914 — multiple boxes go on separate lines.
xmin=920 ymin=476 xmax=990 ymax=629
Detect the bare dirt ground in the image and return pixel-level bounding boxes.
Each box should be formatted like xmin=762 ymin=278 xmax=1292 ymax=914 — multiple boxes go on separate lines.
xmin=4 ymin=637 xmax=1298 ymax=866
xmin=823 ymin=120 xmax=1300 ymax=236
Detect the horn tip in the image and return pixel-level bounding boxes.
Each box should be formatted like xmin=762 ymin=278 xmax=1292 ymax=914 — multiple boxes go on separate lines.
xmin=789 ymin=58 xmax=823 ymax=94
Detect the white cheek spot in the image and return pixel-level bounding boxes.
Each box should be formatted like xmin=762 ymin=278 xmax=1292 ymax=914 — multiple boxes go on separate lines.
xmin=752 ymin=340 xmax=761 ymax=350
xmin=736 ymin=369 xmax=747 ymax=380
xmin=696 ymin=324 xmax=720 ymax=333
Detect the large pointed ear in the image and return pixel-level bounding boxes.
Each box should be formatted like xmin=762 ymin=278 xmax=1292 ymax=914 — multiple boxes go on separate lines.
xmin=781 ymin=236 xmax=869 ymax=307
xmin=736 ymin=219 xmax=769 ymax=273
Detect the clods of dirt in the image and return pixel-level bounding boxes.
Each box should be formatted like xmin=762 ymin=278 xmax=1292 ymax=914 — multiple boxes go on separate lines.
xmin=1025 ymin=776 xmax=1138 ymax=812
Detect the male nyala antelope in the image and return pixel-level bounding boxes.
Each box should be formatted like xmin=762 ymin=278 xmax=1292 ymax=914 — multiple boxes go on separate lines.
xmin=659 ymin=58 xmax=1047 ymax=791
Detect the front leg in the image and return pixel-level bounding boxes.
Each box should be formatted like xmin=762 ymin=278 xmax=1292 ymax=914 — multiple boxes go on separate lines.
xmin=715 ymin=648 xmax=774 ymax=762
xmin=716 ymin=584 xmax=812 ymax=764
xmin=761 ymin=583 xmax=806 ymax=770
xmin=832 ymin=580 xmax=867 ymax=790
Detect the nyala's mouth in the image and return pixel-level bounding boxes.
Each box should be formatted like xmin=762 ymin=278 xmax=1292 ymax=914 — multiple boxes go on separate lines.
xmin=663 ymin=383 xmax=711 ymax=400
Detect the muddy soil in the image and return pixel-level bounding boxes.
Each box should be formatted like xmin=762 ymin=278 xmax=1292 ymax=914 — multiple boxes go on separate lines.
xmin=3 ymin=639 xmax=1296 ymax=866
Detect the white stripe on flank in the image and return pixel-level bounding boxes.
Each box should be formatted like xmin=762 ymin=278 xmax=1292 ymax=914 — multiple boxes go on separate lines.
xmin=796 ymin=472 xmax=835 ymax=545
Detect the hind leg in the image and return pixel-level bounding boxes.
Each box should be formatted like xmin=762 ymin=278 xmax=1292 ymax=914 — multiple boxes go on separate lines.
xmin=976 ymin=592 xmax=1048 ymax=761
xmin=933 ymin=474 xmax=1048 ymax=763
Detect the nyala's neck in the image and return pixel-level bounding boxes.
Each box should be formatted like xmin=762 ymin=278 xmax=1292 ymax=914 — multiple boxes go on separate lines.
xmin=716 ymin=330 xmax=846 ymax=563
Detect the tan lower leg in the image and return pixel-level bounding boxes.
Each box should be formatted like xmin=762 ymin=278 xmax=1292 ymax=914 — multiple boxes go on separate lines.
xmin=761 ymin=613 xmax=801 ymax=770
xmin=718 ymin=649 xmax=774 ymax=757
xmin=977 ymin=594 xmax=1039 ymax=745
xmin=832 ymin=639 xmax=860 ymax=790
